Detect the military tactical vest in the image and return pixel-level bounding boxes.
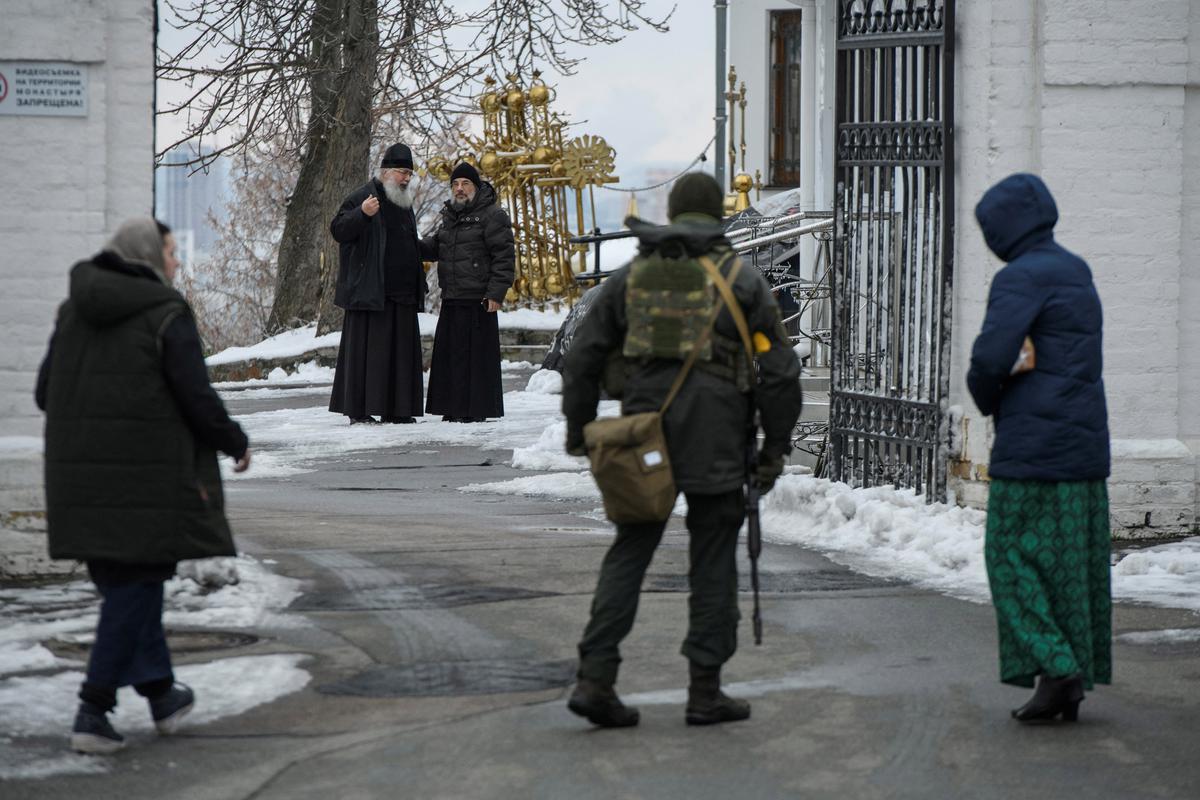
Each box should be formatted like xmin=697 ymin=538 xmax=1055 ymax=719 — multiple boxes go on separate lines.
xmin=623 ymin=252 xmax=734 ymax=362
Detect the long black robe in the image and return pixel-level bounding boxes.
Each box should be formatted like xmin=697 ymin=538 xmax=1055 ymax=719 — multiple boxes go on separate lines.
xmin=329 ymin=301 xmax=423 ymax=419
xmin=329 ymin=196 xmax=425 ymax=420
xmin=425 ymin=299 xmax=504 ymax=419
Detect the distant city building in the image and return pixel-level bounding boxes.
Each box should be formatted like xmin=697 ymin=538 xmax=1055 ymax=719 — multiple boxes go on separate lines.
xmin=155 ymin=146 xmax=229 ymax=269
xmin=630 ymin=168 xmax=679 ymax=224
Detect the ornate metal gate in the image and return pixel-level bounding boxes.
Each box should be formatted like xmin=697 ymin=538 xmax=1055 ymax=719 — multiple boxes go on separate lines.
xmin=830 ymin=0 xmax=955 ymax=498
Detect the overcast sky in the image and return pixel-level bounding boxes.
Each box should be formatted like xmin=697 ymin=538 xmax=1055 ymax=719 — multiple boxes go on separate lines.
xmin=155 ymin=3 xmax=716 ymax=185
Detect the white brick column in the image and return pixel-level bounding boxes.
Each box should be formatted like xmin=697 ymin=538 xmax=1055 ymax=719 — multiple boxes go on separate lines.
xmin=950 ymin=0 xmax=1197 ymax=537
xmin=0 ymin=0 xmax=154 ymax=512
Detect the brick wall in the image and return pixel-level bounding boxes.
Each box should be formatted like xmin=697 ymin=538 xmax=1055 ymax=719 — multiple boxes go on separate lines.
xmin=950 ymin=0 xmax=1198 ymax=536
xmin=1181 ymin=6 xmax=1200 ymax=528
xmin=0 ymin=0 xmax=155 ymax=438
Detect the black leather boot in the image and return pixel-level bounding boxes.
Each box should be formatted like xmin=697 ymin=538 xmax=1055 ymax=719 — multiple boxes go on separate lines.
xmin=1012 ymin=672 xmax=1085 ymax=723
xmin=685 ymin=664 xmax=751 ymax=726
xmin=567 ymin=678 xmax=640 ymax=728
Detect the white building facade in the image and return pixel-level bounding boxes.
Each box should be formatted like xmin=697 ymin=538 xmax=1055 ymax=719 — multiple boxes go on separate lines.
xmin=0 ymin=0 xmax=155 ymax=514
xmin=0 ymin=0 xmax=156 ymax=441
xmin=727 ymin=0 xmax=1199 ymax=537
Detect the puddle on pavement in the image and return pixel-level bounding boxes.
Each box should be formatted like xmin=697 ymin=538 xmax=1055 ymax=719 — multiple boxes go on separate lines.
xmin=317 ymin=658 xmax=575 ymax=697
xmin=45 ymin=629 xmax=259 ymax=659
xmin=290 ymin=584 xmax=557 ymax=612
xmin=647 ymin=569 xmax=894 ymax=593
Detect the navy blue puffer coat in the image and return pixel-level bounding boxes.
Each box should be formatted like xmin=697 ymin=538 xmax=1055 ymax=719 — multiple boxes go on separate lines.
xmin=966 ymin=173 xmax=1110 ymax=481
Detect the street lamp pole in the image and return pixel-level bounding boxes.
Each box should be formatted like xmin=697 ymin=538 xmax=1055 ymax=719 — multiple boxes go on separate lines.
xmin=715 ymin=0 xmax=728 ymax=190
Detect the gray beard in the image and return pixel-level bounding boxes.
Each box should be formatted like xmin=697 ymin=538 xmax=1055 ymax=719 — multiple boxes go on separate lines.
xmin=451 ymin=198 xmax=469 ymax=211
xmin=382 ymin=182 xmax=413 ymax=209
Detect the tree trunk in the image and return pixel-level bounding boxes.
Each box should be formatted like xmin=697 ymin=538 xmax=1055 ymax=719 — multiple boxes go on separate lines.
xmin=316 ymin=0 xmax=379 ymax=336
xmin=268 ymin=0 xmax=378 ymax=335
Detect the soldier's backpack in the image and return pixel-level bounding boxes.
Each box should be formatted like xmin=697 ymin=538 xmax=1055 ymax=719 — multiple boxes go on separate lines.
xmin=584 ymin=255 xmax=747 ymax=524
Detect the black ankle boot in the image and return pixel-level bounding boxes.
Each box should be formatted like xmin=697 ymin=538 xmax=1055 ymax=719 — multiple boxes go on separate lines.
xmin=685 ymin=664 xmax=750 ymax=726
xmin=1012 ymin=672 xmax=1085 ymax=723
xmin=567 ymin=678 xmax=640 ymax=728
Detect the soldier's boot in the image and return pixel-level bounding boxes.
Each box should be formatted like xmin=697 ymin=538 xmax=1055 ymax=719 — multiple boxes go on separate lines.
xmin=685 ymin=664 xmax=751 ymax=726
xmin=567 ymin=678 xmax=640 ymax=728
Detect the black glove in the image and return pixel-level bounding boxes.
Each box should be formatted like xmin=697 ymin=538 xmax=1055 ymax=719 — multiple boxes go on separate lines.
xmin=756 ymin=452 xmax=785 ymax=494
xmin=566 ymin=429 xmax=587 ymax=457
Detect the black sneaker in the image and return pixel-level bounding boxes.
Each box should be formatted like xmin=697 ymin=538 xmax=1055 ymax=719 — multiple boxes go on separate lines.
xmin=70 ymin=704 xmax=125 ymax=754
xmin=149 ymin=683 xmax=194 ymax=734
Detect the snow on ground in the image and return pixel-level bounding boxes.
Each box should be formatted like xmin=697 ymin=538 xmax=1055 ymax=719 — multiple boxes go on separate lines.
xmin=1112 ymin=539 xmax=1200 ymax=612
xmin=0 ymin=555 xmax=302 ymax=681
xmin=213 ymin=359 xmax=336 ymax=389
xmin=163 ymin=555 xmax=304 ymax=629
xmin=208 ymin=308 xmax=568 ymax=369
xmin=0 ymin=653 xmax=310 ymax=739
xmin=461 ymin=471 xmax=599 ymax=502
xmin=510 ymin=421 xmax=588 ymax=472
xmin=1116 ymin=628 xmax=1200 ymax=646
xmin=495 ymin=306 xmax=571 ymax=330
xmin=761 ymin=476 xmax=991 ymax=601
xmin=206 ymin=326 xmax=341 ymax=367
xmin=221 ymin=368 xmax=617 ymax=480
xmin=0 ymin=556 xmax=309 ymax=779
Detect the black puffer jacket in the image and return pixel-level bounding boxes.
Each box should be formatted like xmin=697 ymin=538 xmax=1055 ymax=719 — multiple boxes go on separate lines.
xmin=330 ymin=179 xmax=426 ymax=311
xmin=37 ymin=252 xmax=244 ymax=563
xmin=563 ymin=219 xmax=804 ymax=494
xmin=419 ymin=182 xmax=515 ymax=303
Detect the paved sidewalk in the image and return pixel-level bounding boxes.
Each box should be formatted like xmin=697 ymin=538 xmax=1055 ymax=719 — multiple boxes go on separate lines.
xmin=4 ymin=384 xmax=1198 ymax=799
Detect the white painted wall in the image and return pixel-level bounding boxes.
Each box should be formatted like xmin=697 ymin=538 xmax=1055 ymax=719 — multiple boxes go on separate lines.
xmin=730 ymin=0 xmax=1198 ymax=534
xmin=951 ymin=0 xmax=1196 ymax=535
xmin=0 ymin=0 xmax=155 ymax=438
xmin=1181 ymin=5 xmax=1200 ymax=461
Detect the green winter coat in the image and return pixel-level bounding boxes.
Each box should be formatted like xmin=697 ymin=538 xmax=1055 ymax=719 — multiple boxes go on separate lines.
xmin=42 ymin=256 xmax=237 ymax=563
xmin=563 ymin=218 xmax=804 ymax=494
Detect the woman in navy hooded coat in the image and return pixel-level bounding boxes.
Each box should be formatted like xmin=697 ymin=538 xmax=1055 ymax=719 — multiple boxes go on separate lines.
xmin=967 ymin=173 xmax=1111 ymax=724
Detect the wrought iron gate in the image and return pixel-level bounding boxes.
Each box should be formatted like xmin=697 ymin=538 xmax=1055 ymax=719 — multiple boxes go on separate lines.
xmin=830 ymin=0 xmax=955 ymax=498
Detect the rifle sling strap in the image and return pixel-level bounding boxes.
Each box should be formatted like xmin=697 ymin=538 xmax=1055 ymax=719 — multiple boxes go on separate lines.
xmin=697 ymin=255 xmax=755 ymax=371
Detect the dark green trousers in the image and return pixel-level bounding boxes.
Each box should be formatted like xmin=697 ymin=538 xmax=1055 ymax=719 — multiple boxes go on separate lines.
xmin=577 ymin=489 xmax=745 ymax=685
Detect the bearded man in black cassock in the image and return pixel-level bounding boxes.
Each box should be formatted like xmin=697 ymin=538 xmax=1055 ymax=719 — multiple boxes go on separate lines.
xmin=328 ymin=143 xmax=427 ymax=424
xmin=420 ymin=163 xmax=515 ymax=422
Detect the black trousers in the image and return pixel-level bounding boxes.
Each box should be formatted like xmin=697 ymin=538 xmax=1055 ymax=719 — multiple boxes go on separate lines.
xmin=577 ymin=489 xmax=745 ymax=685
xmin=329 ymin=301 xmax=424 ymax=419
xmin=80 ymin=564 xmax=175 ymax=711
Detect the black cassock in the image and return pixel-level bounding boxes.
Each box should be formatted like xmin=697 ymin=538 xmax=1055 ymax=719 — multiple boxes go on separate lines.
xmin=329 ymin=199 xmax=424 ymax=420
xmin=425 ymin=299 xmax=504 ymax=420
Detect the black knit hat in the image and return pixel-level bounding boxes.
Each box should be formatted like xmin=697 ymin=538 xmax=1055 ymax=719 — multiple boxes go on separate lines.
xmin=450 ymin=162 xmax=481 ymax=187
xmin=381 ymin=143 xmax=413 ymax=170
xmin=668 ymin=172 xmax=724 ymax=221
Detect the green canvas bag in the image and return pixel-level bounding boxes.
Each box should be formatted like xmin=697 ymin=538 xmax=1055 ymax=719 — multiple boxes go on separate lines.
xmin=584 ymin=254 xmax=744 ymax=524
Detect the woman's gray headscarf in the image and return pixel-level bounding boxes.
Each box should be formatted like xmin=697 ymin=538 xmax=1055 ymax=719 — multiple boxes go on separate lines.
xmin=106 ymin=217 xmax=167 ymax=281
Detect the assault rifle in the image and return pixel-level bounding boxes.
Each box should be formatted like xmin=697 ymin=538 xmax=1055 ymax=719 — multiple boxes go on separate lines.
xmin=745 ymin=413 xmax=764 ymax=645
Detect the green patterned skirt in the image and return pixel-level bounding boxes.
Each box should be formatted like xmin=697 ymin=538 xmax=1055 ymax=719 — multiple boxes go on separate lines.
xmin=985 ymin=478 xmax=1112 ymax=689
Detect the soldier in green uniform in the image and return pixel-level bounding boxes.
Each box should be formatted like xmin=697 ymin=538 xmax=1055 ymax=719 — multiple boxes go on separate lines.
xmin=562 ymin=173 xmax=803 ymax=727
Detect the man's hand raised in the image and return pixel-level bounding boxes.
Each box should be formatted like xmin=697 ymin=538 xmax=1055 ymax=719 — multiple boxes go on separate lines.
xmin=362 ymin=195 xmax=380 ymax=217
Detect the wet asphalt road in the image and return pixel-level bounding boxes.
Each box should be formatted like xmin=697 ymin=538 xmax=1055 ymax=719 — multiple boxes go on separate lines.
xmin=7 ymin=373 xmax=1200 ymax=799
